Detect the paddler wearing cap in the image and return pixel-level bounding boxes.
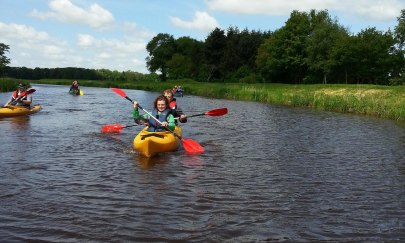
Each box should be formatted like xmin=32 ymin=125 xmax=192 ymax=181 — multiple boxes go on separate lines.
xmin=4 ymin=83 xmax=33 ymax=107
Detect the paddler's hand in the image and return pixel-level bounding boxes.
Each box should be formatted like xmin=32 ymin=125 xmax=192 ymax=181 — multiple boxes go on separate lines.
xmin=161 ymin=121 xmax=168 ymax=127
xmin=179 ymin=114 xmax=187 ymax=122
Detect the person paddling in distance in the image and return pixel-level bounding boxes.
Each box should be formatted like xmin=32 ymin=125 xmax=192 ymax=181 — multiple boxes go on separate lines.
xmin=163 ymin=89 xmax=187 ymax=123
xmin=132 ymin=95 xmax=176 ymax=132
xmin=5 ymin=83 xmax=32 ymax=107
xmin=69 ymin=80 xmax=80 ymax=95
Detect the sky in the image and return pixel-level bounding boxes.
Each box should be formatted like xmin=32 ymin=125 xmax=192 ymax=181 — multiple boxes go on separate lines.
xmin=1 ymin=0 xmax=404 ymax=74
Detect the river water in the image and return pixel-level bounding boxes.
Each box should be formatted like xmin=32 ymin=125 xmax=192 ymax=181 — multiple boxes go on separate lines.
xmin=0 ymin=84 xmax=404 ymax=242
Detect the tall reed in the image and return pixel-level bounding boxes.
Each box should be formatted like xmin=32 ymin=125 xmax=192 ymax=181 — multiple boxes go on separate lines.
xmin=0 ymin=78 xmax=26 ymax=92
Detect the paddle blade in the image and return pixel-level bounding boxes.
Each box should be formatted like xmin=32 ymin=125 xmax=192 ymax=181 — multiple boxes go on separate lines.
xmin=101 ymin=124 xmax=125 ymax=133
xmin=205 ymin=108 xmax=228 ymax=116
xmin=111 ymin=88 xmax=127 ymax=98
xmin=182 ymin=138 xmax=204 ymax=154
xmin=79 ymin=90 xmax=84 ymax=95
xmin=111 ymin=87 xmax=134 ymax=103
xmin=20 ymin=88 xmax=36 ymax=97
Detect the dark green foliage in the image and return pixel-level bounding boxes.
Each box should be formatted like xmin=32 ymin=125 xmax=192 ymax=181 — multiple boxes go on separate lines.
xmin=145 ymin=33 xmax=176 ymax=81
xmin=0 ymin=43 xmax=10 ymax=77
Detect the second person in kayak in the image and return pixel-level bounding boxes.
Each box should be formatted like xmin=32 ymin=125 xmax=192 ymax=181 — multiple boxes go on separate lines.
xmin=132 ymin=95 xmax=175 ymax=132
xmin=163 ymin=89 xmax=187 ymax=123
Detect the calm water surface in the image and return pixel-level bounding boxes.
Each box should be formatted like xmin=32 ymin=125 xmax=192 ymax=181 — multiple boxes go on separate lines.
xmin=0 ymin=84 xmax=404 ymax=242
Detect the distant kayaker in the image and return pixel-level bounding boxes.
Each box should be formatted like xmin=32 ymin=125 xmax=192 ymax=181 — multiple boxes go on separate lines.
xmin=69 ymin=80 xmax=80 ymax=95
xmin=163 ymin=89 xmax=187 ymax=123
xmin=132 ymin=95 xmax=176 ymax=132
xmin=5 ymin=83 xmax=32 ymax=107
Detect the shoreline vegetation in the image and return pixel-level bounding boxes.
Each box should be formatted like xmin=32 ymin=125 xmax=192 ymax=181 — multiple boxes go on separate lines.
xmin=2 ymin=78 xmax=405 ymax=123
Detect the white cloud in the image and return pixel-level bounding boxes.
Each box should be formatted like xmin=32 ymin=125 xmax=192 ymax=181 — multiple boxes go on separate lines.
xmin=351 ymin=0 xmax=403 ymax=21
xmin=0 ymin=22 xmax=148 ymax=72
xmin=75 ymin=33 xmax=147 ymax=71
xmin=0 ymin=22 xmax=50 ymax=42
xmin=122 ymin=21 xmax=156 ymax=41
xmin=30 ymin=0 xmax=115 ymax=30
xmin=77 ymin=34 xmax=145 ymax=53
xmin=77 ymin=34 xmax=95 ymax=47
xmin=0 ymin=22 xmax=69 ymax=63
xmin=205 ymin=0 xmax=404 ymax=22
xmin=170 ymin=11 xmax=220 ymax=32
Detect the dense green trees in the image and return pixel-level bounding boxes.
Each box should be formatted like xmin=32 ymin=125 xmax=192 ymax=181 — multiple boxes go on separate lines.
xmin=254 ymin=9 xmax=400 ymax=85
xmin=145 ymin=27 xmax=270 ymax=83
xmin=145 ymin=9 xmax=405 ymax=85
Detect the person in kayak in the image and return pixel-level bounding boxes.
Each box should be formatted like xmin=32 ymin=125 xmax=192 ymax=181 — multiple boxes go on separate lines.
xmin=163 ymin=89 xmax=187 ymax=123
xmin=69 ymin=80 xmax=80 ymax=95
xmin=132 ymin=95 xmax=176 ymax=132
xmin=5 ymin=83 xmax=32 ymax=107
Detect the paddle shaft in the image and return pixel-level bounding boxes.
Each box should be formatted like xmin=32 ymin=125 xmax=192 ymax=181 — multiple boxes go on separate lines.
xmin=174 ymin=108 xmax=227 ymax=119
xmin=174 ymin=113 xmax=204 ymax=120
xmin=123 ymin=124 xmax=138 ymax=128
xmin=182 ymin=113 xmax=205 ymax=118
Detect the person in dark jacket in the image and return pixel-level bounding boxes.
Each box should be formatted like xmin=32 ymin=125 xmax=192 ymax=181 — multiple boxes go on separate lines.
xmin=163 ymin=89 xmax=187 ymax=123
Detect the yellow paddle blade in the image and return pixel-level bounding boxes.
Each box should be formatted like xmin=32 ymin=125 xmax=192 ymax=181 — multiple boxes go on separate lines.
xmin=80 ymin=90 xmax=84 ymax=95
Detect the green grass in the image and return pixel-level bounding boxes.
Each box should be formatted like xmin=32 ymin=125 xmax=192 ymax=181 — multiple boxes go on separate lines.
xmin=0 ymin=78 xmax=31 ymax=92
xmin=3 ymin=78 xmax=405 ymax=122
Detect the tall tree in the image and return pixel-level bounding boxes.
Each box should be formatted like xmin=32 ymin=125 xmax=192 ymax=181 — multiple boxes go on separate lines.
xmin=394 ymin=9 xmax=405 ymax=49
xmin=392 ymin=9 xmax=405 ymax=84
xmin=167 ymin=37 xmax=204 ymax=79
xmin=204 ymin=28 xmax=227 ymax=81
xmin=328 ymin=34 xmax=358 ymax=84
xmin=0 ymin=43 xmax=11 ymax=76
xmin=355 ymin=28 xmax=394 ymax=84
xmin=146 ymin=33 xmax=176 ymax=81
xmin=305 ymin=10 xmax=349 ymax=84
xmin=257 ymin=10 xmax=311 ymax=83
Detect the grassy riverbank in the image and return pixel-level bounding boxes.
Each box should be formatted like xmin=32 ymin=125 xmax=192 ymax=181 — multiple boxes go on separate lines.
xmin=3 ymin=78 xmax=405 ymax=122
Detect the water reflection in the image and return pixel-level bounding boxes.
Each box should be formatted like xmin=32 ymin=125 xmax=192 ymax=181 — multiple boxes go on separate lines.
xmin=135 ymin=148 xmax=206 ymax=169
xmin=136 ymin=154 xmax=169 ymax=169
xmin=181 ymin=154 xmax=205 ymax=167
xmin=0 ymin=115 xmax=31 ymax=127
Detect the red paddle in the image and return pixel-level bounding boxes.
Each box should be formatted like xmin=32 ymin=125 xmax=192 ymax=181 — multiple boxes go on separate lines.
xmin=101 ymin=123 xmax=138 ymax=133
xmin=111 ymin=88 xmax=204 ymax=154
xmin=177 ymin=108 xmax=228 ymax=119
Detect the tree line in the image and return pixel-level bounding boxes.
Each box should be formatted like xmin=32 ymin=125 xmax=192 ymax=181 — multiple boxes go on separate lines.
xmin=146 ymin=9 xmax=405 ymax=85
xmin=1 ymin=66 xmax=153 ymax=82
xmin=1 ymin=9 xmax=404 ymax=85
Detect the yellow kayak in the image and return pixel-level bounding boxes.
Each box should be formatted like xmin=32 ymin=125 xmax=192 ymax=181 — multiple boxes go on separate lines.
xmin=69 ymin=89 xmax=84 ymax=95
xmin=0 ymin=105 xmax=41 ymax=117
xmin=133 ymin=126 xmax=182 ymax=157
